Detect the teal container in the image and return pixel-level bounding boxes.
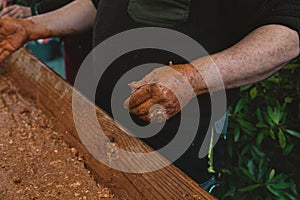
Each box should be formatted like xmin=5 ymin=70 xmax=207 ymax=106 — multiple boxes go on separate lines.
xmin=25 ymin=38 xmax=63 ymax=62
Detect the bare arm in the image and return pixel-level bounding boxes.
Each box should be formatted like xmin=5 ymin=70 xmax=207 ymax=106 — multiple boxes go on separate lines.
xmin=199 ymin=25 xmax=300 ymax=91
xmin=27 ymin=0 xmax=96 ymax=39
xmin=127 ymin=25 xmax=300 ymax=121
xmin=0 ymin=0 xmax=96 ymax=60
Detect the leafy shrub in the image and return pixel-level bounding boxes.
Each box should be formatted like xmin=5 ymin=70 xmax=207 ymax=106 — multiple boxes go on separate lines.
xmin=213 ymin=60 xmax=300 ymax=200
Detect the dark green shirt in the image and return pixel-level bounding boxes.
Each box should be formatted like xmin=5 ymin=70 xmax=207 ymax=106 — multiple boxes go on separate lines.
xmin=92 ymin=0 xmax=300 ymax=41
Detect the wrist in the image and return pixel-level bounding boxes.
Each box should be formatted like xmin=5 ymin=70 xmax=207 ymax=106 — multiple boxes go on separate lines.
xmin=23 ymin=19 xmax=37 ymax=41
xmin=171 ymin=62 xmax=208 ymax=95
xmin=24 ymin=18 xmax=53 ymax=41
xmin=23 ymin=19 xmax=44 ymax=41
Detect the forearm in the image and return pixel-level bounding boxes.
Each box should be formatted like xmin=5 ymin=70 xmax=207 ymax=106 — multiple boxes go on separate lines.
xmin=26 ymin=0 xmax=96 ymax=40
xmin=191 ymin=25 xmax=300 ymax=94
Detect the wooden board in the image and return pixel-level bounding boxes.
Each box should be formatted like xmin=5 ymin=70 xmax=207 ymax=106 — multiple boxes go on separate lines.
xmin=2 ymin=48 xmax=216 ymax=200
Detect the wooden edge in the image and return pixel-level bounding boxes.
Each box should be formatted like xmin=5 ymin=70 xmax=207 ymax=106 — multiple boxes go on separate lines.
xmin=3 ymin=48 xmax=217 ymax=200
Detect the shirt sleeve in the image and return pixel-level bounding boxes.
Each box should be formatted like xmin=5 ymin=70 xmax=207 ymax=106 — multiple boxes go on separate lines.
xmin=92 ymin=0 xmax=99 ymax=8
xmin=235 ymin=0 xmax=300 ymax=38
xmin=35 ymin=0 xmax=73 ymax=14
xmin=259 ymin=0 xmax=300 ymax=36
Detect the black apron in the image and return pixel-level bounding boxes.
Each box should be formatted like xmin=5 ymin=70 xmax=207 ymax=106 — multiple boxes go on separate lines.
xmin=91 ymin=0 xmax=239 ymax=184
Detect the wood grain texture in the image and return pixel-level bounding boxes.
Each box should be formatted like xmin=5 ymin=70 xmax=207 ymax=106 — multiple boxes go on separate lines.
xmin=2 ymin=48 xmax=216 ymax=200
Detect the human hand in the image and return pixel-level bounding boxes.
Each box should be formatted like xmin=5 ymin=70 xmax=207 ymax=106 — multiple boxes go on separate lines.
xmin=1 ymin=5 xmax=32 ymax=18
xmin=124 ymin=62 xmax=206 ymax=122
xmin=0 ymin=0 xmax=8 ymax=9
xmin=0 ymin=17 xmax=31 ymax=61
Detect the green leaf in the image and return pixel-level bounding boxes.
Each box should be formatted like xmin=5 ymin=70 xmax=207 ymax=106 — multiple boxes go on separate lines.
xmin=268 ymin=169 xmax=275 ymax=180
xmin=240 ymin=84 xmax=253 ymax=91
xmin=284 ymin=97 xmax=293 ymax=103
xmin=269 ymin=174 xmax=286 ymax=183
xmin=234 ymin=99 xmax=245 ymax=114
xmin=236 ymin=118 xmax=256 ymax=131
xmin=267 ymin=186 xmax=281 ymax=198
xmin=269 ymin=182 xmax=293 ymax=190
xmin=256 ymin=131 xmax=266 ymax=145
xmin=284 ymin=192 xmax=297 ymax=200
xmin=247 ymin=160 xmax=255 ymax=176
xmin=283 ymin=63 xmax=299 ymax=70
xmin=238 ymin=184 xmax=261 ymax=192
xmin=250 ymin=87 xmax=258 ymax=99
xmin=269 ymin=129 xmax=276 ymax=140
xmin=256 ymin=108 xmax=263 ymax=121
xmin=258 ymin=159 xmax=268 ymax=181
xmin=278 ymin=129 xmax=286 ymax=149
xmin=234 ymin=128 xmax=240 ymax=142
xmin=286 ymin=129 xmax=300 ymax=139
xmin=241 ymin=145 xmax=251 ymax=155
xmin=291 ymin=184 xmax=298 ymax=195
xmin=252 ymin=146 xmax=265 ymax=157
xmin=283 ymin=144 xmax=294 ymax=155
xmin=267 ymin=106 xmax=280 ymax=125
xmin=243 ymin=128 xmax=256 ymax=137
xmin=264 ymin=111 xmax=275 ymax=126
xmin=240 ymin=168 xmax=256 ymax=182
xmin=267 ymin=186 xmax=296 ymax=200
xmin=256 ymin=122 xmax=268 ymax=128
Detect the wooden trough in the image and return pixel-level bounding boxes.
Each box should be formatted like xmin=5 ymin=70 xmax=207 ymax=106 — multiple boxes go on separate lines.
xmin=2 ymin=48 xmax=216 ymax=200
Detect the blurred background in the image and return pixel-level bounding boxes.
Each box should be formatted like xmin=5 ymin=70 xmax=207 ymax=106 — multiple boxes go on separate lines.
xmin=25 ymin=38 xmax=65 ymax=78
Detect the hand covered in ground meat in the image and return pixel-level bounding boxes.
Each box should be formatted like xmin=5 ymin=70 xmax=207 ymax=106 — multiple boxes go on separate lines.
xmin=124 ymin=62 xmax=207 ymax=122
xmin=0 ymin=17 xmax=31 ymax=61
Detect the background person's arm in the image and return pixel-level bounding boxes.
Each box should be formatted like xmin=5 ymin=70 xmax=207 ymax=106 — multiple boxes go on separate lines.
xmin=0 ymin=0 xmax=13 ymax=10
xmin=1 ymin=0 xmax=74 ymax=18
xmin=26 ymin=0 xmax=96 ymax=38
xmin=0 ymin=0 xmax=96 ymax=61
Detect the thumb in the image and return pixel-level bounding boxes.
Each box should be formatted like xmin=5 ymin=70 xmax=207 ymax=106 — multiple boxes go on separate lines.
xmin=123 ymin=97 xmax=129 ymax=109
xmin=1 ymin=7 xmax=8 ymax=17
xmin=128 ymin=80 xmax=145 ymax=90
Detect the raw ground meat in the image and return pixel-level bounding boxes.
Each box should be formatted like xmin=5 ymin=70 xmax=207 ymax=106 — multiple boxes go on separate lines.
xmin=0 ymin=75 xmax=117 ymax=200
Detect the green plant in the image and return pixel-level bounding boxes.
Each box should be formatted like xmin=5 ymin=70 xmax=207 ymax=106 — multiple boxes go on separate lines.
xmin=213 ymin=60 xmax=300 ymax=199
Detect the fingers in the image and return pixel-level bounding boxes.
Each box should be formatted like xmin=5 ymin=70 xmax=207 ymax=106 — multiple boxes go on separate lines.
xmin=124 ymin=82 xmax=182 ymax=122
xmin=129 ymin=99 xmax=153 ymax=116
xmin=131 ymin=102 xmax=168 ymax=123
xmin=0 ymin=0 xmax=8 ymax=9
xmin=0 ymin=40 xmax=15 ymax=62
xmin=0 ymin=49 xmax=11 ymax=61
xmin=128 ymin=94 xmax=173 ymax=123
xmin=125 ymin=84 xmax=152 ymax=109
xmin=1 ymin=5 xmax=21 ymax=18
xmin=139 ymin=115 xmax=151 ymax=122
xmin=128 ymin=80 xmax=144 ymax=90
xmin=11 ymin=10 xmax=23 ymax=19
xmin=1 ymin=6 xmax=14 ymax=17
xmin=129 ymin=101 xmax=166 ymax=123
